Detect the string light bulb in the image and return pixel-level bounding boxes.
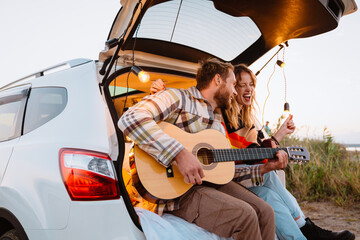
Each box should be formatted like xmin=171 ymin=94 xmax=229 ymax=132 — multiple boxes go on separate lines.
xmin=279 ymin=48 xmax=289 ymax=123
xmin=284 ymin=102 xmax=290 ymax=114
xmin=138 ymin=70 xmax=150 ymax=83
xmin=131 ymin=65 xmax=150 ymax=83
xmin=282 ymin=102 xmax=291 ymax=122
xmin=276 ymin=60 xmax=285 ymax=68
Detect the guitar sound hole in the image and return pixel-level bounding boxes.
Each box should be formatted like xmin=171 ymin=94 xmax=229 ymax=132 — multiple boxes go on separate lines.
xmin=197 ymin=148 xmax=214 ymax=165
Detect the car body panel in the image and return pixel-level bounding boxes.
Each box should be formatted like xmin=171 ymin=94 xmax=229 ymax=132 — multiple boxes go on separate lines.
xmin=0 ymin=61 xmax=145 ymax=238
xmin=0 ymin=138 xmax=18 ymax=184
xmin=24 ymin=199 xmax=145 ymax=240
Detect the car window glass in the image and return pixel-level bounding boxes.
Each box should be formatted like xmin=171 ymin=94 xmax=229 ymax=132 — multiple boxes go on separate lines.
xmin=135 ymin=0 xmax=261 ymax=61
xmin=0 ymin=100 xmax=23 ymax=142
xmin=24 ymin=87 xmax=67 ymax=134
xmin=109 ymin=86 xmax=139 ymax=97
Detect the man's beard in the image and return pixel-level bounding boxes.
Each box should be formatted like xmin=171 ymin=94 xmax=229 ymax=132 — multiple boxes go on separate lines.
xmin=214 ymin=83 xmax=231 ymax=110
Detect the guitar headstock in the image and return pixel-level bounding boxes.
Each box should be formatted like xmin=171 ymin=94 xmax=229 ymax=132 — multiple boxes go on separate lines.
xmin=285 ymin=146 xmax=310 ymax=163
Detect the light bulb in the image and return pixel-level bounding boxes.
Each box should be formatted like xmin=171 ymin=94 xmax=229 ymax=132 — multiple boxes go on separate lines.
xmin=281 ymin=102 xmax=291 ymax=124
xmin=138 ymin=70 xmax=150 ymax=83
xmin=284 ymin=102 xmax=290 ymax=112
xmin=276 ymin=60 xmax=285 ymax=68
xmin=131 ymin=65 xmax=150 ymax=83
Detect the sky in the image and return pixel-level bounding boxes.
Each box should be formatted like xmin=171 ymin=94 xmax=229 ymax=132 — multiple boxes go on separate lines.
xmin=0 ymin=0 xmax=359 ymax=144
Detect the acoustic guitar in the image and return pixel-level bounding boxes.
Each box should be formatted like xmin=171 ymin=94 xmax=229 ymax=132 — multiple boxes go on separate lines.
xmin=133 ymin=122 xmax=309 ymax=201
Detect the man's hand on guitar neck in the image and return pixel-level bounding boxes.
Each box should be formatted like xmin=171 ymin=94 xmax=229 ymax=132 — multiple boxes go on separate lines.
xmin=174 ymin=148 xmax=205 ymax=185
xmin=260 ymin=140 xmax=288 ymax=176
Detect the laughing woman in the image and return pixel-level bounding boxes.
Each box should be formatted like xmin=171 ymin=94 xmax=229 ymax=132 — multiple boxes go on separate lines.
xmin=222 ymin=64 xmax=354 ymax=240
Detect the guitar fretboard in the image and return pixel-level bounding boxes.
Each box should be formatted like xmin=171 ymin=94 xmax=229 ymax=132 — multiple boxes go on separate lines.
xmin=211 ymin=148 xmax=288 ymax=162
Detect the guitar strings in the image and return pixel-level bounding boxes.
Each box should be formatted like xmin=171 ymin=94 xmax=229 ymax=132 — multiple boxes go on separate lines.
xmin=197 ymin=148 xmax=307 ymax=163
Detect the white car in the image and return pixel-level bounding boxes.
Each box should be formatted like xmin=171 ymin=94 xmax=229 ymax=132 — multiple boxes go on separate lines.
xmin=0 ymin=0 xmax=357 ymax=239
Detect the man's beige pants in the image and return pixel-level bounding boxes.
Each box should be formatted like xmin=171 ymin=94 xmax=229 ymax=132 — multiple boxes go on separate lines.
xmin=170 ymin=181 xmax=275 ymax=240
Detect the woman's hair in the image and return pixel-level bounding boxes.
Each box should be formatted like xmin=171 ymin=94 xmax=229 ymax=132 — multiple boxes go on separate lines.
xmin=224 ymin=64 xmax=257 ymax=129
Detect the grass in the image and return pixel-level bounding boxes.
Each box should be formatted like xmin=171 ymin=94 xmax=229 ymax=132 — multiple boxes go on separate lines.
xmin=279 ymin=128 xmax=360 ymax=207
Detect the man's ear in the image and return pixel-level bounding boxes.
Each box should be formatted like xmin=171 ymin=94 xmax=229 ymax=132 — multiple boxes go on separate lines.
xmin=214 ymin=74 xmax=221 ymax=86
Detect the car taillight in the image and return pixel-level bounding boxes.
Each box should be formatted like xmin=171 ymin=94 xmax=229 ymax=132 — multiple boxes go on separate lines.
xmin=59 ymin=148 xmax=120 ymax=201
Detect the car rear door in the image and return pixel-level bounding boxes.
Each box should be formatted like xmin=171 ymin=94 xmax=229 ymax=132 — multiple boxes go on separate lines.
xmin=0 ymin=84 xmax=30 ymax=183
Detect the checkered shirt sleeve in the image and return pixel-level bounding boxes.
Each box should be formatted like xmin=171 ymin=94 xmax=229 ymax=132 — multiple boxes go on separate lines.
xmin=233 ymin=164 xmax=263 ymax=187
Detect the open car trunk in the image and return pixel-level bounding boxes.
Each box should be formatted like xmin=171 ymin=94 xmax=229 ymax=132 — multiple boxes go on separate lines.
xmin=98 ymin=0 xmax=357 ymax=230
xmin=99 ymin=0 xmax=357 ymax=66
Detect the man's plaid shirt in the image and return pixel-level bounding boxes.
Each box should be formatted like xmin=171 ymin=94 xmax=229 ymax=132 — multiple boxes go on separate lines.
xmin=118 ymin=87 xmax=263 ymax=215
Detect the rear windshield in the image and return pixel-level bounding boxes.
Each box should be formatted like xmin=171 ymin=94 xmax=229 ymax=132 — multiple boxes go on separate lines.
xmin=135 ymin=0 xmax=261 ymax=61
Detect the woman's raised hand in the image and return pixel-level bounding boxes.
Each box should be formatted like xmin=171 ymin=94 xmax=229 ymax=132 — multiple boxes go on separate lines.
xmin=150 ymin=79 xmax=166 ymax=94
xmin=281 ymin=114 xmax=296 ymax=134
xmin=272 ymin=114 xmax=296 ymax=142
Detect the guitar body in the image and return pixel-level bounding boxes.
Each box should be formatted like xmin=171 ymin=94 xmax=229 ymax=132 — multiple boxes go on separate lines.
xmin=134 ymin=122 xmax=235 ymax=200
